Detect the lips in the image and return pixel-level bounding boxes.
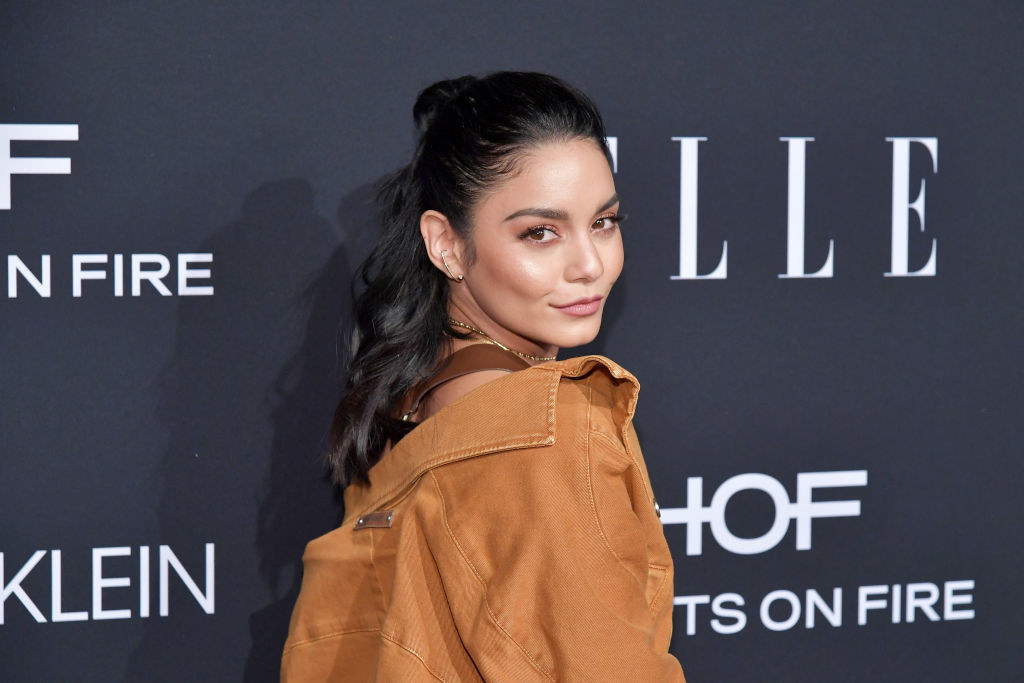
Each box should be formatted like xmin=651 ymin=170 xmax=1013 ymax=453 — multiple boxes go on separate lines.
xmin=552 ymin=295 xmax=604 ymax=317
xmin=553 ymin=295 xmax=604 ymax=309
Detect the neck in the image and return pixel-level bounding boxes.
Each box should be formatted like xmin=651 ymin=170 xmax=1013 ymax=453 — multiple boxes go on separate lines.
xmin=445 ymin=302 xmax=558 ymax=365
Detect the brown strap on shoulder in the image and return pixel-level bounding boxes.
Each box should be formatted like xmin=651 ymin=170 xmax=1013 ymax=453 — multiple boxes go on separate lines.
xmin=400 ymin=343 xmax=529 ymax=421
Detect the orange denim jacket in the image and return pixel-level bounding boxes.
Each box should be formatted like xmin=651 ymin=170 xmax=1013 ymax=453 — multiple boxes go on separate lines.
xmin=282 ymin=355 xmax=686 ymax=681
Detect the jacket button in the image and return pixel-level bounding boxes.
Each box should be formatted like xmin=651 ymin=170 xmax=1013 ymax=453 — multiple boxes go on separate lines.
xmin=653 ymin=498 xmax=661 ymax=518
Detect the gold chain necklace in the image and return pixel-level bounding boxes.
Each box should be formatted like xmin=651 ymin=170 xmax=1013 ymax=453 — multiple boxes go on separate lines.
xmin=447 ymin=318 xmax=557 ymax=362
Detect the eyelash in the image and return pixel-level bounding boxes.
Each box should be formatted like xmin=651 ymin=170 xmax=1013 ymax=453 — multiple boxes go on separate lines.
xmin=519 ymin=213 xmax=627 ymax=243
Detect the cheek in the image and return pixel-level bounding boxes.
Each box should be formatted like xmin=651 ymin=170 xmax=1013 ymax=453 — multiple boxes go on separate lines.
xmin=475 ymin=245 xmax=560 ymax=300
xmin=602 ymin=233 xmax=625 ymax=283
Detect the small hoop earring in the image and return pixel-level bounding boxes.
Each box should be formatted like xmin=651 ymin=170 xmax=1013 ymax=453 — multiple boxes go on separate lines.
xmin=440 ymin=249 xmax=464 ymax=281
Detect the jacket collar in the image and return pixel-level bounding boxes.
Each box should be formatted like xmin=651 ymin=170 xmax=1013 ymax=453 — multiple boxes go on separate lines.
xmin=342 ymin=354 xmax=639 ymax=523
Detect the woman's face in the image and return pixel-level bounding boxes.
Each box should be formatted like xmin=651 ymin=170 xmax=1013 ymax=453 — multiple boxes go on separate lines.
xmin=449 ymin=137 xmax=624 ymax=356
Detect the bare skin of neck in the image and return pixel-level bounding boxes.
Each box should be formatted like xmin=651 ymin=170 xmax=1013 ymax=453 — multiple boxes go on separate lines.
xmin=379 ymin=297 xmax=557 ymax=462
xmin=407 ymin=298 xmax=556 ymax=422
xmin=446 ymin=288 xmax=558 ymax=363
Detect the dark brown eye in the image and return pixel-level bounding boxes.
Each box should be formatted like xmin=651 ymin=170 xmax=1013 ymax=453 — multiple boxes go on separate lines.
xmin=593 ymin=213 xmax=626 ymax=230
xmin=521 ymin=226 xmax=556 ymax=243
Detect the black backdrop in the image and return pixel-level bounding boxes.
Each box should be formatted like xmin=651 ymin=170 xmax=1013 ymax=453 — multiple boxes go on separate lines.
xmin=2 ymin=2 xmax=1021 ymax=681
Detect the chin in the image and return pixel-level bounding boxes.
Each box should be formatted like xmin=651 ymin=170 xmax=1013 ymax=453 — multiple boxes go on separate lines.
xmin=550 ymin=320 xmax=602 ymax=349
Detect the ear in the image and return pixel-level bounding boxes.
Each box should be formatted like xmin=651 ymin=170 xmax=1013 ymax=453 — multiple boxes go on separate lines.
xmin=420 ymin=209 xmax=466 ymax=281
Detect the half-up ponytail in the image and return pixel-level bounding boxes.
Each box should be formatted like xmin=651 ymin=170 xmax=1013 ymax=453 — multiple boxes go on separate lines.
xmin=412 ymin=75 xmax=477 ymax=135
xmin=327 ymin=71 xmax=612 ymax=488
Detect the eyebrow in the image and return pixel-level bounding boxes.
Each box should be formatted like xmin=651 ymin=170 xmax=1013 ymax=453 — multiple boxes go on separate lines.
xmin=502 ymin=193 xmax=619 ymax=222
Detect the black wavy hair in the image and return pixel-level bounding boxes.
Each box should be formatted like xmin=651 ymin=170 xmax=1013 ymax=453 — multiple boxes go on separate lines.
xmin=327 ymin=71 xmax=612 ymax=488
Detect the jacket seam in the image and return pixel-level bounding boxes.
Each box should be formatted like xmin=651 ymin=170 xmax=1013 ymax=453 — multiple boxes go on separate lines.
xmin=379 ymin=630 xmax=451 ymax=682
xmin=589 ymin=430 xmax=671 ymax=611
xmin=284 ymin=627 xmax=455 ymax=682
xmin=347 ymin=356 xmax=634 ymax=520
xmin=592 ymin=428 xmax=655 ymax=506
xmin=584 ymin=381 xmax=649 ymax=592
xmin=588 ymin=428 xmax=630 ymax=466
xmin=368 ymin=528 xmax=387 ymax=613
xmin=618 ymin=424 xmax=653 ymax=502
xmin=349 ymin=435 xmax=552 ymax=523
xmin=646 ymin=564 xmax=670 ymax=610
xmin=283 ymin=625 xmax=381 ymax=653
xmin=429 ymin=469 xmax=556 ymax=682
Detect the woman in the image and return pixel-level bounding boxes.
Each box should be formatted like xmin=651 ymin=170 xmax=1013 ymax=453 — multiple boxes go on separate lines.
xmin=283 ymin=71 xmax=686 ymax=682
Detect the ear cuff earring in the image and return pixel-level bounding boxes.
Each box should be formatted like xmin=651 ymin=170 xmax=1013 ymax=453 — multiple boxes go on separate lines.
xmin=440 ymin=250 xmax=464 ymax=281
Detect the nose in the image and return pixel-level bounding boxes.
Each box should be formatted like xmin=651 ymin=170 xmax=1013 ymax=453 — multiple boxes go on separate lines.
xmin=565 ymin=231 xmax=604 ymax=282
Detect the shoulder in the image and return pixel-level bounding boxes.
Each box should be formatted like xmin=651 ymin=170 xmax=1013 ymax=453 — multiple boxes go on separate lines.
xmin=536 ymin=354 xmax=641 ymax=442
xmin=341 ymin=355 xmax=641 ymax=522
xmin=533 ymin=353 xmax=637 ymax=383
xmin=428 ymin=354 xmax=656 ymax=542
xmin=528 ymin=354 xmax=639 ymax=401
xmin=436 ymin=353 xmax=641 ymax=451
xmin=430 ymin=353 xmax=640 ymax=436
xmin=435 ymin=353 xmax=642 ymax=474
xmin=418 ymin=369 xmax=512 ymax=421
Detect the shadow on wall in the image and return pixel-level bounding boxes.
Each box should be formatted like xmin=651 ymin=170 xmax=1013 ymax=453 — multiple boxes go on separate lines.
xmin=243 ymin=182 xmax=381 ymax=681
xmin=123 ymin=178 xmax=379 ymax=682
